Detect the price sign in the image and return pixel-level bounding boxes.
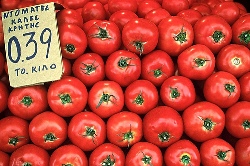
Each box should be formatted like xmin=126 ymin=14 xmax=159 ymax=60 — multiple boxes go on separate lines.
xmin=1 ymin=2 xmax=63 ymax=87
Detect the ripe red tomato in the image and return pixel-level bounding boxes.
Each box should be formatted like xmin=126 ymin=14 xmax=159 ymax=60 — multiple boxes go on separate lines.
xmin=56 ymin=8 xmax=84 ymax=28
xmin=239 ymin=71 xmax=250 ymax=101
xmin=68 ymin=111 xmax=106 ymax=151
xmin=125 ymin=142 xmax=163 ymax=166
xmin=136 ymin=0 xmax=161 ymax=18
xmin=235 ymin=137 xmax=250 ymax=166
xmin=144 ymin=8 xmax=171 ymax=26
xmin=160 ymin=75 xmax=196 ymax=111
xmin=17 ymin=0 xmax=36 ymax=8
xmin=177 ymin=8 xmax=203 ymax=26
xmin=88 ymin=80 xmax=124 ymax=118
xmin=47 ymin=76 xmax=88 ymax=117
xmin=164 ymin=139 xmax=201 ymax=166
xmin=122 ymin=18 xmax=159 ymax=55
xmin=81 ymin=1 xmax=107 ymax=22
xmin=8 ymin=85 xmax=48 ymax=120
xmin=190 ymin=2 xmax=212 ymax=16
xmin=0 ymin=0 xmax=20 ymax=11
xmin=177 ymin=44 xmax=215 ymax=80
xmin=49 ymin=144 xmax=88 ymax=166
xmin=108 ymin=0 xmax=138 ymax=14
xmin=63 ymin=0 xmax=89 ymax=9
xmin=105 ymin=50 xmax=141 ymax=87
xmin=143 ymin=106 xmax=183 ymax=148
xmin=72 ymin=52 xmax=105 ymax=87
xmin=203 ymin=71 xmax=241 ymax=108
xmin=158 ymin=16 xmax=194 ymax=57
xmin=106 ymin=111 xmax=143 ymax=147
xmin=0 ymin=52 xmax=5 ymax=76
xmin=61 ymin=57 xmax=72 ymax=77
xmin=0 ymin=116 xmax=29 ymax=153
xmin=9 ymin=144 xmax=49 ymax=166
xmin=162 ymin=0 xmax=190 ymax=16
xmin=182 ymin=101 xmax=225 ymax=142
xmin=89 ymin=143 xmax=125 ymax=166
xmin=0 ymin=81 xmax=8 ymax=113
xmin=0 ymin=150 xmax=9 ymax=166
xmin=200 ymin=138 xmax=235 ymax=166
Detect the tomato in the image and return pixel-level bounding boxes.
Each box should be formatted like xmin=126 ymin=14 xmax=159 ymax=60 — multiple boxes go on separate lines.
xmin=239 ymin=72 xmax=250 ymax=101
xmin=68 ymin=111 xmax=106 ymax=151
xmin=235 ymin=2 xmax=247 ymax=16
xmin=58 ymin=23 xmax=87 ymax=59
xmin=177 ymin=44 xmax=215 ymax=80
xmin=61 ymin=57 xmax=72 ymax=77
xmin=162 ymin=0 xmax=190 ymax=16
xmin=8 ymin=85 xmax=48 ymax=120
xmin=0 ymin=51 xmax=4 ymax=76
xmin=82 ymin=19 xmax=100 ymax=34
xmin=203 ymin=71 xmax=241 ymax=108
xmin=81 ymin=1 xmax=107 ymax=22
xmin=122 ymin=18 xmax=159 ymax=55
xmin=194 ymin=15 xmax=232 ymax=54
xmin=87 ymin=20 xmax=121 ymax=56
xmin=106 ymin=111 xmax=143 ymax=147
xmin=158 ymin=16 xmax=194 ymax=57
xmin=232 ymin=14 xmax=250 ymax=49
xmin=216 ymin=44 xmax=250 ymax=78
xmin=144 ymin=8 xmax=171 ymax=26
xmin=89 ymin=143 xmax=125 ymax=166
xmin=63 ymin=0 xmax=89 ymax=9
xmin=125 ymin=142 xmax=163 ymax=166
xmin=225 ymin=101 xmax=250 ymax=138
xmin=9 ymin=144 xmax=49 ymax=166
xmin=235 ymin=137 xmax=250 ymax=166
xmin=164 ymin=139 xmax=201 ymax=166
xmin=0 ymin=116 xmax=29 ymax=153
xmin=88 ymin=80 xmax=124 ymax=118
xmin=49 ymin=145 xmax=88 ymax=166
xmin=177 ymin=8 xmax=203 ymax=26
xmin=136 ymin=0 xmax=161 ymax=18
xmin=47 ymin=76 xmax=88 ymax=117
xmin=108 ymin=0 xmax=138 ymax=14
xmin=143 ymin=106 xmax=183 ymax=148
xmin=190 ymin=2 xmax=212 ymax=16
xmin=160 ymin=75 xmax=196 ymax=111
xmin=105 ymin=50 xmax=141 ymax=87
xmin=0 ymin=150 xmax=9 ymax=166
xmin=200 ymin=138 xmax=235 ymax=166
xmin=141 ymin=50 xmax=175 ymax=87
xmin=0 ymin=81 xmax=8 ymax=113
xmin=17 ymin=0 xmax=36 ymax=8
xmin=1 ymin=0 xmax=20 ymax=11
xmin=72 ymin=52 xmax=105 ymax=87
xmin=182 ymin=101 xmax=225 ymax=142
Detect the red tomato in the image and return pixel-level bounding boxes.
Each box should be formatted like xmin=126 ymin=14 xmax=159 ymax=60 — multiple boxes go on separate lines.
xmin=200 ymin=138 xmax=235 ymax=166
xmin=35 ymin=0 xmax=63 ymax=5
xmin=144 ymin=8 xmax=171 ymax=26
xmin=89 ymin=143 xmax=125 ymax=166
xmin=158 ymin=16 xmax=194 ymax=57
xmin=216 ymin=44 xmax=250 ymax=78
xmin=162 ymin=0 xmax=190 ymax=16
xmin=177 ymin=44 xmax=215 ymax=80
xmin=122 ymin=18 xmax=159 ymax=55
xmin=17 ymin=0 xmax=36 ymax=8
xmin=81 ymin=1 xmax=107 ymax=22
xmin=8 ymin=85 xmax=48 ymax=120
xmin=141 ymin=50 xmax=175 ymax=87
xmin=72 ymin=52 xmax=105 ymax=87
xmin=124 ymin=79 xmax=158 ymax=114
xmin=0 ymin=150 xmax=9 ymax=166
xmin=177 ymin=8 xmax=203 ymax=26
xmin=235 ymin=137 xmax=250 ymax=166
xmin=203 ymin=71 xmax=241 ymax=108
xmin=190 ymin=2 xmax=212 ymax=16
xmin=9 ymin=144 xmax=49 ymax=166
xmin=68 ymin=111 xmax=106 ymax=151
xmin=108 ymin=0 xmax=137 ymax=14
xmin=160 ymin=76 xmax=196 ymax=111
xmin=125 ymin=142 xmax=163 ymax=166
xmin=87 ymin=20 xmax=121 ymax=56
xmin=88 ymin=80 xmax=124 ymax=118
xmin=164 ymin=139 xmax=201 ymax=166
xmin=47 ymin=76 xmax=88 ymax=117
xmin=136 ymin=0 xmax=161 ymax=18
xmin=61 ymin=57 xmax=72 ymax=76
xmin=1 ymin=0 xmax=20 ymax=11
xmin=194 ymin=15 xmax=232 ymax=54
xmin=106 ymin=111 xmax=143 ymax=147
xmin=239 ymin=72 xmax=250 ymax=101
xmin=0 ymin=52 xmax=4 ymax=76
xmin=56 ymin=8 xmax=84 ymax=28
xmin=0 ymin=81 xmax=8 ymax=113
xmin=82 ymin=19 xmax=100 ymax=34
xmin=49 ymin=144 xmax=88 ymax=166
xmin=182 ymin=101 xmax=225 ymax=142
xmin=235 ymin=2 xmax=247 ymax=16
xmin=105 ymin=50 xmax=141 ymax=87
xmin=63 ymin=0 xmax=89 ymax=9
xmin=143 ymin=106 xmax=183 ymax=148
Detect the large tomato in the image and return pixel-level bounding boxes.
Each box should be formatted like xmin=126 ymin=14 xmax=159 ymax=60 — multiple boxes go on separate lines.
xmin=162 ymin=0 xmax=189 ymax=16
xmin=0 ymin=150 xmax=9 ymax=166
xmin=238 ymin=71 xmax=250 ymax=101
xmin=177 ymin=8 xmax=203 ymax=26
xmin=81 ymin=1 xmax=107 ymax=22
xmin=107 ymin=0 xmax=138 ymax=14
xmin=0 ymin=81 xmax=8 ymax=113
xmin=136 ymin=0 xmax=161 ymax=18
xmin=235 ymin=137 xmax=250 ymax=166
xmin=56 ymin=8 xmax=84 ymax=28
xmin=144 ymin=8 xmax=171 ymax=26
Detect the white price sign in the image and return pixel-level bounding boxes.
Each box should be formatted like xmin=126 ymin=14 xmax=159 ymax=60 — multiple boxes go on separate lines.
xmin=2 ymin=2 xmax=63 ymax=87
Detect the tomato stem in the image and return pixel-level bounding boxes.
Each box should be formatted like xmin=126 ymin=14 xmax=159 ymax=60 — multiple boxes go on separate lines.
xmin=216 ymin=150 xmax=230 ymax=161
xmin=81 ymin=60 xmax=99 ymax=75
xmin=242 ymin=120 xmax=250 ymax=130
xmin=232 ymin=57 xmax=241 ymax=66
xmin=133 ymin=91 xmax=144 ymax=105
xmin=118 ymin=57 xmax=134 ymax=68
xmin=132 ymin=40 xmax=147 ymax=55
xmin=180 ymin=154 xmax=191 ymax=166
xmin=158 ymin=131 xmax=171 ymax=142
xmin=65 ymin=44 xmax=75 ymax=53
xmin=21 ymin=96 xmax=33 ymax=107
xmin=174 ymin=27 xmax=187 ymax=44
xmin=194 ymin=58 xmax=209 ymax=67
xmin=170 ymin=87 xmax=180 ymax=99
xmin=8 ymin=136 xmax=22 ymax=146
xmin=96 ymin=92 xmax=117 ymax=108
xmin=141 ymin=152 xmax=152 ymax=166
xmin=118 ymin=124 xmax=134 ymax=147
xmin=101 ymin=155 xmax=115 ymax=166
xmin=198 ymin=117 xmax=215 ymax=131
xmin=90 ymin=25 xmax=112 ymax=40
xmin=59 ymin=93 xmax=72 ymax=104
xmin=239 ymin=30 xmax=250 ymax=45
xmin=23 ymin=162 xmax=32 ymax=166
xmin=62 ymin=164 xmax=73 ymax=166
xmin=224 ymin=83 xmax=235 ymax=96
xmin=211 ymin=30 xmax=225 ymax=43
xmin=44 ymin=133 xmax=57 ymax=142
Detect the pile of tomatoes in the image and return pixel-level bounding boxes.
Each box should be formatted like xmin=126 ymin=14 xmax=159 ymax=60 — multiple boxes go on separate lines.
xmin=0 ymin=0 xmax=250 ymax=165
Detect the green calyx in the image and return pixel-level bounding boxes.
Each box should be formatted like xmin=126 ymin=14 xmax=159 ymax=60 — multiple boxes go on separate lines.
xmin=62 ymin=164 xmax=73 ymax=166
xmin=194 ymin=58 xmax=209 ymax=67
xmin=224 ymin=83 xmax=235 ymax=96
xmin=141 ymin=152 xmax=152 ymax=165
xmin=158 ymin=131 xmax=171 ymax=142
xmin=59 ymin=93 xmax=72 ymax=104
xmin=242 ymin=120 xmax=250 ymax=130
xmin=96 ymin=92 xmax=117 ymax=108
xmin=21 ymin=96 xmax=33 ymax=107
xmin=101 ymin=155 xmax=115 ymax=166
xmin=22 ymin=162 xmax=32 ymax=166
xmin=216 ymin=150 xmax=230 ymax=161
xmin=170 ymin=87 xmax=180 ymax=99
xmin=91 ymin=26 xmax=112 ymax=40
xmin=44 ymin=133 xmax=57 ymax=142
xmin=212 ymin=30 xmax=225 ymax=43
xmin=66 ymin=44 xmax=75 ymax=53
xmin=132 ymin=40 xmax=147 ymax=55
xmin=198 ymin=116 xmax=216 ymax=131
xmin=81 ymin=60 xmax=99 ymax=75
xmin=239 ymin=30 xmax=250 ymax=45
xmin=174 ymin=27 xmax=187 ymax=44
xmin=180 ymin=154 xmax=191 ymax=166
xmin=133 ymin=91 xmax=144 ymax=105
xmin=9 ymin=136 xmax=20 ymax=146
xmin=118 ymin=57 xmax=133 ymax=68
xmin=119 ymin=124 xmax=134 ymax=147
xmin=153 ymin=69 xmax=163 ymax=78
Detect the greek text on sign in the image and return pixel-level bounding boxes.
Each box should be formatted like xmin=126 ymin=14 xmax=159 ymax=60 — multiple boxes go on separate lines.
xmin=2 ymin=2 xmax=63 ymax=87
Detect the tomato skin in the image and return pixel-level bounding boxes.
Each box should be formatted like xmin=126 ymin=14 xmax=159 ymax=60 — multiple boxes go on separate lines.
xmin=105 ymin=50 xmax=141 ymax=87
xmin=0 ymin=116 xmax=29 ymax=153
xmin=162 ymin=0 xmax=190 ymax=16
xmin=144 ymin=8 xmax=171 ymax=26
xmin=0 ymin=50 xmax=5 ymax=77
xmin=0 ymin=150 xmax=9 ymax=166
xmin=136 ymin=0 xmax=161 ymax=18
xmin=203 ymin=71 xmax=241 ymax=108
xmin=0 ymin=0 xmax=20 ymax=11
xmin=182 ymin=101 xmax=225 ymax=142
xmin=89 ymin=143 xmax=125 ymax=166
xmin=88 ymin=80 xmax=124 ymax=118
xmin=177 ymin=9 xmax=203 ymax=26
xmin=125 ymin=142 xmax=163 ymax=166
xmin=200 ymin=138 xmax=235 ymax=166
xmin=68 ymin=111 xmax=106 ymax=151
xmin=49 ymin=144 xmax=88 ymax=166
xmin=106 ymin=111 xmax=143 ymax=148
xmin=239 ymin=72 xmax=250 ymax=101
xmin=81 ymin=1 xmax=107 ymax=22
xmin=108 ymin=0 xmax=138 ymax=14
xmin=61 ymin=57 xmax=72 ymax=77
xmin=164 ymin=139 xmax=201 ymax=166
xmin=63 ymin=0 xmax=90 ymax=9
xmin=9 ymin=144 xmax=49 ymax=166
xmin=8 ymin=85 xmax=48 ymax=120
xmin=47 ymin=76 xmax=88 ymax=117
xmin=143 ymin=106 xmax=183 ymax=148
xmin=190 ymin=2 xmax=212 ymax=16
xmin=56 ymin=8 xmax=84 ymax=28
xmin=235 ymin=137 xmax=250 ymax=166
xmin=0 ymin=81 xmax=8 ymax=113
